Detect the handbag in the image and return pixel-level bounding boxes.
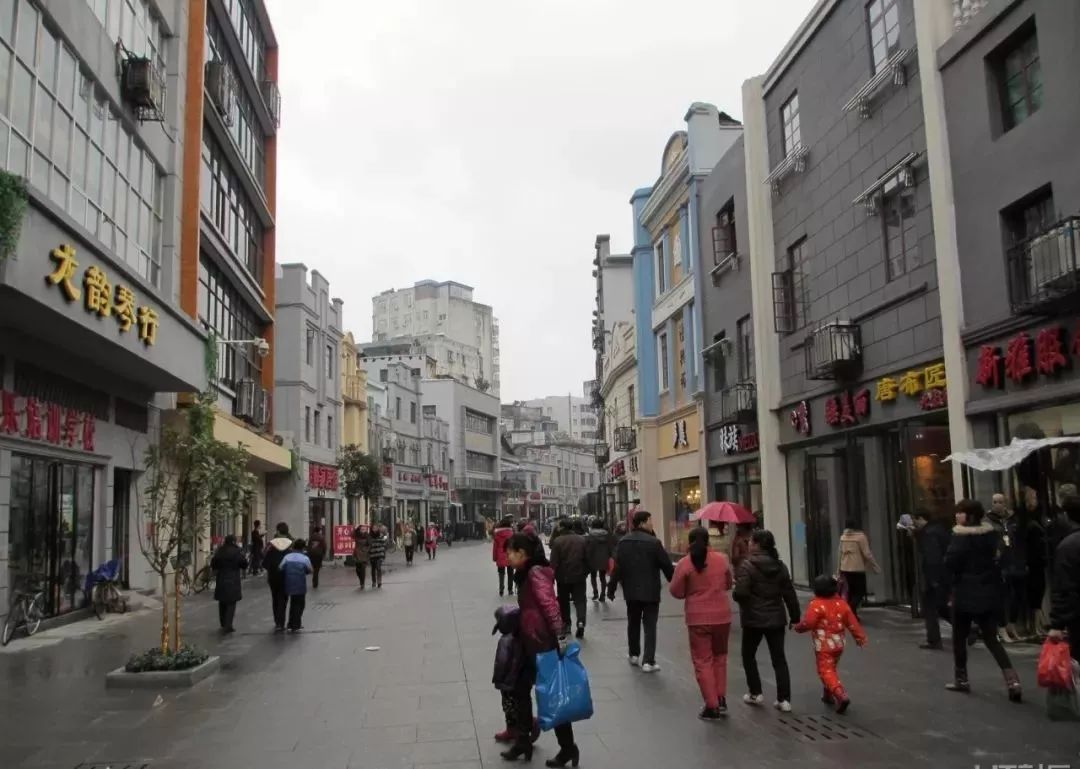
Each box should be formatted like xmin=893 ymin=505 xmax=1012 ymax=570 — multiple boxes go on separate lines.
xmin=535 ymin=642 xmax=594 ymax=730
xmin=1037 ymin=639 xmax=1075 ymax=690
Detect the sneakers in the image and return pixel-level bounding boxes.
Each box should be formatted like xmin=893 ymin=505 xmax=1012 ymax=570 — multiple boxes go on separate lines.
xmin=743 ymin=693 xmax=765 ymax=706
xmin=641 ymin=662 xmax=661 ymax=673
xmin=774 ymin=700 xmax=793 ymax=713
xmin=717 ymin=697 xmax=728 ymax=715
xmin=628 ymin=655 xmax=640 ymax=667
xmin=698 ymin=706 xmax=722 ymax=721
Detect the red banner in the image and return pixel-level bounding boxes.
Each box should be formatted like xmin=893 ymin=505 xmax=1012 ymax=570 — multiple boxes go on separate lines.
xmin=308 ymin=462 xmax=339 ymax=491
xmin=333 ymin=524 xmax=355 ymax=557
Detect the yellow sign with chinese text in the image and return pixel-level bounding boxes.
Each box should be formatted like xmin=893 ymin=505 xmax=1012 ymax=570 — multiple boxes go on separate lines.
xmin=877 ymin=362 xmax=946 ymax=403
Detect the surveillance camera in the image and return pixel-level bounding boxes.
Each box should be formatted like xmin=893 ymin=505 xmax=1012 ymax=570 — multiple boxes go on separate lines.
xmin=255 ymin=338 xmax=270 ymax=358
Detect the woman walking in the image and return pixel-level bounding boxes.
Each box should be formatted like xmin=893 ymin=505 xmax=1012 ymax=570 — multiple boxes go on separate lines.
xmin=586 ymin=517 xmax=614 ymax=603
xmin=369 ymin=525 xmax=388 ymax=589
xmin=493 ymin=515 xmax=515 ymax=596
xmin=838 ymin=520 xmax=880 ymax=618
xmin=353 ymin=526 xmax=372 ymax=589
xmin=403 ymin=524 xmax=417 ymax=566
xmin=308 ymin=526 xmax=327 ymax=589
xmin=502 ymin=532 xmax=580 ymax=767
xmin=733 ymin=529 xmax=800 ymax=712
xmin=670 ymin=526 xmax=734 ymax=720
xmin=944 ymin=499 xmax=1023 ymax=701
xmin=211 ymin=534 xmax=248 ymax=633
xmin=426 ymin=524 xmax=439 ymax=560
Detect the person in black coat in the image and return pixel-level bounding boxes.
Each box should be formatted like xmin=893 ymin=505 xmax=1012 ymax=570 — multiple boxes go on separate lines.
xmin=732 ymin=529 xmax=800 ymax=711
xmin=607 ymin=510 xmax=674 ymax=672
xmin=211 ymin=534 xmax=248 ymax=633
xmin=585 ymin=518 xmax=613 ymax=603
xmin=1049 ymin=495 xmax=1080 ymax=662
xmin=912 ymin=511 xmax=952 ymax=650
xmin=549 ymin=520 xmax=589 ymax=639
xmin=944 ymin=499 xmax=1021 ymax=701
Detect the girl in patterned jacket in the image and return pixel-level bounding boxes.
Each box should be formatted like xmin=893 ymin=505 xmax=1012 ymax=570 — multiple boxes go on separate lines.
xmin=794 ymin=574 xmax=868 ymax=714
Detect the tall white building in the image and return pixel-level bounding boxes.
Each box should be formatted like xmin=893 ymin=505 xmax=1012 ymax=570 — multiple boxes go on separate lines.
xmin=523 ymin=393 xmax=599 ymax=442
xmin=371 ymin=280 xmax=500 ymax=396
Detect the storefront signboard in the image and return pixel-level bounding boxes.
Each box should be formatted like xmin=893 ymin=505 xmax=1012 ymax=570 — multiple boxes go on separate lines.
xmin=382 ymin=464 xmax=393 ymax=478
xmin=738 ymin=432 xmax=760 ymax=452
xmin=397 ymin=469 xmax=423 ymax=486
xmin=824 ymin=389 xmax=871 ymax=428
xmin=608 ymin=459 xmax=626 ymax=481
xmin=426 ymin=473 xmax=449 ymax=491
xmin=45 ymin=244 xmax=160 ymax=346
xmin=0 ymin=390 xmax=96 ymax=451
xmin=333 ymin=524 xmax=354 ymax=556
xmin=789 ymin=400 xmax=810 ymax=436
xmin=876 ymin=361 xmax=948 ymax=412
xmin=659 ymin=412 xmax=699 ymax=458
xmin=974 ymin=324 xmax=1077 ymax=390
xmin=308 ymin=463 xmax=339 ymax=491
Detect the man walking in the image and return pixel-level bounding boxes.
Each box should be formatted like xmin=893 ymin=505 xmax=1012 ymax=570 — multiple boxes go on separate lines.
xmin=263 ymin=523 xmax=293 ymax=632
xmin=550 ymin=518 xmax=589 ymax=638
xmin=912 ymin=512 xmax=951 ymax=650
xmin=249 ymin=520 xmax=264 ymax=575
xmin=280 ymin=539 xmax=313 ymax=632
xmin=608 ymin=510 xmax=674 ymax=672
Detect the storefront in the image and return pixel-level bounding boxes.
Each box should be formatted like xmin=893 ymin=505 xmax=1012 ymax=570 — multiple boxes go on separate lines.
xmin=602 ymin=452 xmax=640 ymax=529
xmin=657 ymin=407 xmax=704 ymax=554
xmin=707 ymin=423 xmax=762 ymax=521
xmin=426 ymin=471 xmax=450 ymax=528
xmin=780 ymin=360 xmax=953 ymax=605
xmin=306 ymin=461 xmax=342 ymax=540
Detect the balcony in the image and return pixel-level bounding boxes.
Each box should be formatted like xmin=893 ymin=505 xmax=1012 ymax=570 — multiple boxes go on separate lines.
xmin=953 ymin=0 xmax=989 ymax=29
xmin=613 ymin=426 xmax=637 ymax=452
xmin=261 ymin=80 xmax=281 ymax=127
xmin=1007 ymin=216 xmax=1080 ymax=315
xmin=720 ymin=381 xmax=757 ymax=424
xmin=805 ymin=321 xmax=862 ymax=381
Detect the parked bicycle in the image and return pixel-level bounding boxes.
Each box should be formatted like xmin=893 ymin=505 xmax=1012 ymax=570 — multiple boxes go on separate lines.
xmin=1 ymin=575 xmax=46 ymax=646
xmin=86 ymin=560 xmax=128 ymax=620
xmin=178 ymin=563 xmax=214 ymax=596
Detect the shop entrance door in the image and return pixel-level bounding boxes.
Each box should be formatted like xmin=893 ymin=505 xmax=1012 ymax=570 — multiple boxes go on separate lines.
xmin=804 ymin=452 xmax=850 ymax=579
xmin=112 ymin=469 xmax=131 ymax=589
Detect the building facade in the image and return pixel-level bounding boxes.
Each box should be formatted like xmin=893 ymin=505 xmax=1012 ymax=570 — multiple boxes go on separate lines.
xmin=269 ymin=264 xmax=343 ymax=539
xmin=521 ymin=394 xmax=599 ymax=442
xmin=599 ymin=321 xmax=640 ymax=527
xmin=340 ymin=331 xmax=369 ymax=523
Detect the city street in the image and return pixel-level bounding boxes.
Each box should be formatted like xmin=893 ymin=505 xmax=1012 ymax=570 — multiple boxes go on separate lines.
xmin=1 ymin=542 xmax=1077 ymax=769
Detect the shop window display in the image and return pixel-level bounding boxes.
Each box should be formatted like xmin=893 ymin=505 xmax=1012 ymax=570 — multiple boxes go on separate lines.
xmin=662 ymin=478 xmax=701 ymax=553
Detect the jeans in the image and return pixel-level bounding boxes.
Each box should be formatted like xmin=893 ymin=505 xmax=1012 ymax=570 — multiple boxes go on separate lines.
xmin=371 ymin=558 xmax=384 ymax=586
xmin=952 ymin=610 xmax=1013 ymax=672
xmin=286 ymin=594 xmax=306 ymax=630
xmin=741 ymin=626 xmax=791 ymax=702
xmin=217 ymin=601 xmax=236 ymax=630
xmin=311 ymin=558 xmax=323 ymax=589
xmin=355 ymin=562 xmax=367 ymax=587
xmin=688 ymin=624 xmax=730 ymax=708
xmin=626 ymin=600 xmax=660 ymax=664
xmin=589 ymin=570 xmax=607 ymax=600
xmin=498 ymin=566 xmax=514 ymax=594
xmin=269 ymin=577 xmax=287 ymax=629
xmin=841 ymin=571 xmax=867 ymax=617
xmin=557 ymin=581 xmax=587 ymax=631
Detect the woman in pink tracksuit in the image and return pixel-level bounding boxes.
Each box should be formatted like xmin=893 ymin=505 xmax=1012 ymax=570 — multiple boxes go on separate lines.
xmin=670 ymin=526 xmax=734 ymax=720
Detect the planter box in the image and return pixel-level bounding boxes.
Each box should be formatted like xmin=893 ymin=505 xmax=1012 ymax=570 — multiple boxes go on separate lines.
xmin=105 ymin=655 xmax=220 ymax=689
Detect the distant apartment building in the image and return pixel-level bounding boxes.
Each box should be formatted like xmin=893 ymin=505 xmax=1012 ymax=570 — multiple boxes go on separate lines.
xmin=522 ymin=394 xmax=599 ymax=441
xmin=372 ymin=280 xmax=500 ymax=395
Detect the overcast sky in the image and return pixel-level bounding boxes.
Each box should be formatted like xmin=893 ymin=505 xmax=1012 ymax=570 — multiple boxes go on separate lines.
xmin=265 ymin=0 xmax=813 ymax=401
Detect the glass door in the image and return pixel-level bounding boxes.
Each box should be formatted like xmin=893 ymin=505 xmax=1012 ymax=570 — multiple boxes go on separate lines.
xmin=112 ymin=469 xmax=132 ymax=589
xmin=804 ymin=452 xmax=849 ymax=579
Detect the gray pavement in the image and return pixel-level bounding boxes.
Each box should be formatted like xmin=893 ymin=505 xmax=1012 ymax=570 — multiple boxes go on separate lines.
xmin=0 ymin=542 xmax=1078 ymax=769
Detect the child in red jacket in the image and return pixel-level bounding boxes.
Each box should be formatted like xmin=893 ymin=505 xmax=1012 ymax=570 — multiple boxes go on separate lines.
xmin=794 ymin=575 xmax=868 ymax=713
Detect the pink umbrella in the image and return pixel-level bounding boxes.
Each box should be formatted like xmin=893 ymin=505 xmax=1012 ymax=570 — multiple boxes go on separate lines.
xmin=692 ymin=501 xmax=755 ymax=525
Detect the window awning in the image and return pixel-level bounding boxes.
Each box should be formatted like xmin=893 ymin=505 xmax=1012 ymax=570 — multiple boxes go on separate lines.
xmin=842 ymin=48 xmax=916 ymax=117
xmin=852 ymin=151 xmax=921 ymax=207
xmin=944 ymin=437 xmax=1080 ymax=472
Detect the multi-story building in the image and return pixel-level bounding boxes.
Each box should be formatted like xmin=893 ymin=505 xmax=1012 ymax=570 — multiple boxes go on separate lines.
xmin=0 ymin=0 xmax=220 ymax=613
xmin=501 ymin=401 xmax=559 ymax=445
xmin=598 ymin=322 xmax=640 ymax=526
xmin=268 ymin=264 xmax=343 ymax=538
xmin=697 ymin=133 xmax=762 ymax=516
xmin=511 ymin=441 xmax=598 ymax=521
xmin=340 ymin=331 xmax=369 ymax=523
xmin=743 ymin=0 xmax=947 ymax=600
xmin=372 ymin=280 xmax=500 ymax=395
xmin=521 ymin=394 xmax=599 ymax=442
xmin=630 ymin=103 xmax=742 ymax=553
xmin=420 ymin=405 xmax=451 ymax=525
xmin=365 ymin=376 xmax=392 ymax=525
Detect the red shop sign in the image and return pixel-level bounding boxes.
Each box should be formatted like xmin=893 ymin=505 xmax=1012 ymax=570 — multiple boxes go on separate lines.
xmin=308 ymin=462 xmax=339 ymax=491
xmin=738 ymin=432 xmax=760 ymax=452
xmin=975 ymin=324 xmax=1077 ymax=389
xmin=824 ymin=389 xmax=871 ymax=429
xmin=0 ymin=390 xmax=96 ymax=452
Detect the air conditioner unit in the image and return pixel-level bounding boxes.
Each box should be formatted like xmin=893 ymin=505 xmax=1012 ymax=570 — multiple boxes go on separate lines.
xmin=121 ymin=55 xmax=165 ymax=121
xmin=235 ymin=378 xmax=257 ymax=421
xmin=1029 ymin=220 xmax=1080 ymax=294
xmin=205 ymin=61 xmax=234 ymax=126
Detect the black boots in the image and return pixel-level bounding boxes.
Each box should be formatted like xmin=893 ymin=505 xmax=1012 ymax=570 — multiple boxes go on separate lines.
xmin=575 ymin=623 xmax=585 ymax=640
xmin=500 ymin=743 xmax=533 ymax=762
xmin=946 ymin=667 xmax=971 ymax=693
xmin=1004 ymin=668 xmax=1023 ymax=703
xmin=545 ymin=745 xmax=580 ymax=768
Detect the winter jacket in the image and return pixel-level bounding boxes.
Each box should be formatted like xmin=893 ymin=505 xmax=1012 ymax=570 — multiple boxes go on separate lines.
xmin=492 ymin=527 xmax=514 ymax=568
xmin=945 ymin=521 xmax=1003 ymax=615
xmin=210 ymin=543 xmax=248 ymax=603
xmin=264 ymin=536 xmax=293 ymax=585
xmin=425 ymin=528 xmax=439 ymax=548
xmin=308 ymin=534 xmax=327 ymax=562
xmin=403 ymin=530 xmax=416 ymax=549
xmin=492 ymin=605 xmax=525 ymax=692
xmin=549 ymin=532 xmax=589 ymax=585
xmin=914 ymin=521 xmax=951 ymax=587
xmin=368 ymin=534 xmax=388 ymax=561
xmin=1050 ymin=529 xmax=1080 ymax=631
xmin=250 ymin=528 xmax=265 ymax=553
xmin=987 ymin=512 xmax=1027 ymax=578
xmin=838 ymin=530 xmax=880 ymax=574
xmin=280 ymin=552 xmax=312 ymax=596
xmin=733 ymin=554 xmax=800 ymax=629
xmin=517 ymin=565 xmax=563 ymax=656
xmin=353 ymin=532 xmax=371 ymax=563
xmin=794 ymin=596 xmax=867 ymax=653
xmin=609 ymin=530 xmax=675 ymax=603
xmin=585 ymin=528 xmax=614 ymax=573
xmin=669 ymin=550 xmax=733 ymax=627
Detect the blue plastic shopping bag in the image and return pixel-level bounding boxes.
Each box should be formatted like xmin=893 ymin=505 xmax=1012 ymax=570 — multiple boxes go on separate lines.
xmin=535 ymin=642 xmax=594 ymax=730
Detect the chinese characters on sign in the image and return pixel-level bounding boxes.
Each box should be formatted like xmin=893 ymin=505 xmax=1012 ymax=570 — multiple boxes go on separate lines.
xmin=332 ymin=525 xmax=355 ymax=557
xmin=738 ymin=432 xmax=760 ymax=452
xmin=45 ymin=244 xmax=159 ymax=346
xmin=307 ymin=463 xmax=339 ymax=491
xmin=719 ymin=424 xmax=740 ymax=455
xmin=876 ymin=362 xmax=948 ymax=412
xmin=397 ymin=469 xmax=423 ymax=485
xmin=426 ymin=473 xmax=449 ymax=491
xmin=824 ymin=389 xmax=871 ymax=428
xmin=0 ymin=391 xmax=96 ymax=451
xmin=671 ymin=419 xmax=688 ymax=449
xmin=382 ymin=464 xmax=393 ymax=478
xmin=608 ymin=460 xmax=626 ymax=482
xmin=790 ymin=401 xmax=810 ymax=436
xmin=975 ymin=325 xmax=1076 ymax=389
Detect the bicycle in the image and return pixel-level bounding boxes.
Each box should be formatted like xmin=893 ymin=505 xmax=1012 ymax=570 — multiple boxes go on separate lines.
xmin=87 ymin=560 xmax=128 ymax=620
xmin=178 ymin=563 xmax=214 ymax=596
xmin=1 ymin=576 xmax=46 ymax=646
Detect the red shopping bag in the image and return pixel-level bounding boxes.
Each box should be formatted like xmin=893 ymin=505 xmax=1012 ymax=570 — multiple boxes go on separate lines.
xmin=1037 ymin=639 xmax=1075 ymax=690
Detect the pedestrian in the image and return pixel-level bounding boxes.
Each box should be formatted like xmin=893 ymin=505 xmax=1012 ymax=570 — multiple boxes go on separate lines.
xmin=280 ymin=538 xmax=313 ymax=632
xmin=793 ymin=575 xmax=868 ymax=714
xmin=837 ymin=520 xmax=880 ymax=618
xmin=263 ymin=522 xmax=293 ymax=632
xmin=494 ymin=515 xmax=515 ymax=596
xmin=501 ymin=531 xmax=580 ymax=767
xmin=369 ymin=524 xmax=388 ymax=588
xmin=944 ymin=498 xmax=1022 ymax=702
xmin=549 ymin=517 xmax=589 ymax=639
xmin=426 ymin=524 xmax=439 ymax=560
xmin=607 ymin=510 xmax=674 ymax=673
xmin=1048 ymin=495 xmax=1080 ymax=661
xmin=733 ymin=529 xmax=800 ymax=712
xmin=308 ymin=525 xmax=327 ymax=589
xmin=613 ymin=520 xmax=629 ymax=546
xmin=211 ymin=534 xmax=248 ymax=633
xmin=403 ymin=524 xmax=417 ymax=565
xmin=669 ymin=526 xmax=734 ymax=720
xmin=249 ymin=520 xmax=264 ymax=575
xmin=585 ymin=517 xmax=613 ymax=603
xmin=492 ymin=605 xmax=540 ymax=745
xmin=730 ymin=523 xmax=753 ymax=572
xmin=912 ymin=511 xmax=952 ymax=650
xmin=988 ymin=493 xmax=1027 ymax=642
xmin=353 ymin=525 xmax=372 ymax=589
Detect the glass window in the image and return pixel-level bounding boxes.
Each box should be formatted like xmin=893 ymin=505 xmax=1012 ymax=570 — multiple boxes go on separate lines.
xmin=737 ymin=315 xmax=755 ymax=382
xmin=998 ymin=28 xmax=1042 ymax=131
xmin=781 ymin=92 xmax=801 ymax=157
xmin=325 ymin=344 xmax=333 ymax=379
xmin=867 ymin=0 xmax=901 ymax=74
xmin=36 ymin=19 xmax=52 ymax=88
xmin=32 ymin=81 xmax=49 ymax=148
xmin=711 ymin=333 xmax=726 ymax=392
xmin=70 ymin=127 xmax=85 ymax=187
xmin=880 ymin=176 xmax=918 ymax=279
xmin=658 ymin=331 xmax=669 ymax=391
xmin=30 ymin=147 xmax=45 ymax=190
xmin=0 ymin=0 xmax=14 ymax=42
xmin=10 ymin=59 xmax=30 ymax=134
xmin=51 ymin=107 xmax=69 ymax=173
xmin=56 ymin=44 xmax=73 ymax=108
xmin=15 ymin=0 xmax=36 ymax=65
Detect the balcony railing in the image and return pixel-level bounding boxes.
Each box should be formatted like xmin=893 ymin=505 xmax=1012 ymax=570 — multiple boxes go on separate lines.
xmin=720 ymin=381 xmax=757 ymax=424
xmin=344 ymin=374 xmax=367 ymax=404
xmin=805 ymin=321 xmax=862 ymax=381
xmin=1007 ymin=216 xmax=1080 ymax=315
xmin=953 ymin=0 xmax=989 ymax=29
xmin=613 ymin=426 xmax=636 ymax=452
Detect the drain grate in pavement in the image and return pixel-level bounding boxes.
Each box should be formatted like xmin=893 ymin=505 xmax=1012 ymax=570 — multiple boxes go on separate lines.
xmin=74 ymin=763 xmax=150 ymax=769
xmin=776 ymin=714 xmax=872 ymax=743
xmin=311 ymin=601 xmax=339 ymax=610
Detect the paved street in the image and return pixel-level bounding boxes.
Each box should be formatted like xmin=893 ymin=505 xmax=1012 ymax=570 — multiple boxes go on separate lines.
xmin=0 ymin=542 xmax=1078 ymax=769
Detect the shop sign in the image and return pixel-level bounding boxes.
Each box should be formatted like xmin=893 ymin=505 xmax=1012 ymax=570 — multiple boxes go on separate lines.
xmin=542 ymin=485 xmax=557 ymax=497
xmin=975 ymin=325 xmax=1076 ymax=390
xmin=46 ymin=244 xmax=159 ymax=346
xmin=738 ymin=432 xmax=760 ymax=452
xmin=718 ymin=424 xmax=740 ymax=454
xmin=629 ymin=479 xmax=640 ymax=493
xmin=789 ymin=400 xmax=810 ymax=436
xmin=382 ymin=464 xmax=393 ymax=478
xmin=308 ymin=463 xmax=339 ymax=491
xmin=824 ymin=389 xmax=871 ymax=428
xmin=426 ymin=473 xmax=449 ymax=491
xmin=527 ymin=491 xmax=542 ymax=502
xmin=333 ymin=524 xmax=354 ymax=557
xmin=628 ymin=455 xmax=639 ymax=474
xmin=0 ymin=390 xmax=96 ymax=451
xmin=876 ymin=362 xmax=948 ymax=411
xmin=671 ymin=419 xmax=689 ymax=449
xmin=608 ymin=460 xmax=625 ymax=481
xmin=397 ymin=469 xmax=423 ymax=486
